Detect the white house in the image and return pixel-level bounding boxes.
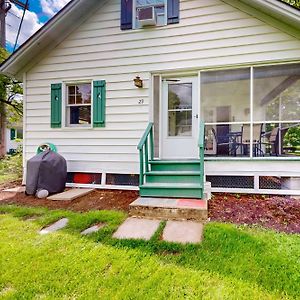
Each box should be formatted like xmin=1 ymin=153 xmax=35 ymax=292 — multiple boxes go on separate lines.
xmin=1 ymin=0 xmax=300 ymax=197
xmin=6 ymin=127 xmax=22 ymax=154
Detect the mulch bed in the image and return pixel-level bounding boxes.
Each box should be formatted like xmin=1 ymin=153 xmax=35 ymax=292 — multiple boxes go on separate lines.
xmin=1 ymin=183 xmax=299 ymax=233
xmin=0 ymin=184 xmax=138 ymax=212
xmin=209 ymin=193 xmax=300 ymax=234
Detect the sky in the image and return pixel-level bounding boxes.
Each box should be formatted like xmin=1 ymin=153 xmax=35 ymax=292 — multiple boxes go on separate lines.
xmin=6 ymin=0 xmax=72 ymax=52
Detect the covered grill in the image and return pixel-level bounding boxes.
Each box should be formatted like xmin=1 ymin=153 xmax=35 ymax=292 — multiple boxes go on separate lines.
xmin=26 ymin=150 xmax=67 ymax=196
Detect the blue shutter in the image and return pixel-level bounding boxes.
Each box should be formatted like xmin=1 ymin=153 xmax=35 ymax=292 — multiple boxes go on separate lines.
xmin=167 ymin=0 xmax=179 ymax=24
xmin=121 ymin=0 xmax=133 ymax=30
xmin=93 ymin=80 xmax=106 ymax=128
xmin=51 ymin=84 xmax=62 ymax=128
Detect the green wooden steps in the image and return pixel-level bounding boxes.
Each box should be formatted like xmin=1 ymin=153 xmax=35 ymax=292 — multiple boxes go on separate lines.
xmin=137 ymin=122 xmax=205 ymax=199
xmin=140 ymin=160 xmax=203 ymax=198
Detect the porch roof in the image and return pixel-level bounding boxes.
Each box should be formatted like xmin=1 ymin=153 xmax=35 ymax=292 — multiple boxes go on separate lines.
xmin=1 ymin=0 xmax=300 ymax=80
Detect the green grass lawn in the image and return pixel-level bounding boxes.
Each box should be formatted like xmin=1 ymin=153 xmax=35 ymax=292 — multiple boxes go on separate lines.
xmin=0 ymin=205 xmax=299 ymax=299
xmin=0 ymin=173 xmax=19 ymax=184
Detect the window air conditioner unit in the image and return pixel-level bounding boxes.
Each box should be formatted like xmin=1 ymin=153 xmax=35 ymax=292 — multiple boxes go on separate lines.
xmin=137 ymin=6 xmax=156 ymax=26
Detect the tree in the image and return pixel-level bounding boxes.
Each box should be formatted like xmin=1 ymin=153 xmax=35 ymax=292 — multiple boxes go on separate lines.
xmin=281 ymin=0 xmax=300 ymax=9
xmin=0 ymin=47 xmax=23 ymax=157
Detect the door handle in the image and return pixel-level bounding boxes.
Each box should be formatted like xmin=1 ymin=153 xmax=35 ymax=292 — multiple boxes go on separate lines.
xmin=194 ymin=114 xmax=199 ymax=119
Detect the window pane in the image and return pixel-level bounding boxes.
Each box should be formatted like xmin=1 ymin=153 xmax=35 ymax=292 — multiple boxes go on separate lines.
xmin=68 ymin=106 xmax=91 ymax=125
xmin=68 ymin=85 xmax=76 ymax=104
xmin=205 ymin=124 xmax=249 ymax=157
xmin=253 ymin=64 xmax=300 ymax=122
xmin=16 ymin=129 xmax=23 ymax=139
xmin=168 ymin=83 xmax=192 ymax=110
xmin=201 ymin=68 xmax=250 ymax=123
xmin=68 ymin=86 xmax=75 ymax=94
xmin=68 ymin=95 xmax=75 ymax=104
xmin=253 ymin=122 xmax=300 ymax=157
xmin=76 ymin=84 xmax=91 ymax=104
xmin=168 ymin=111 xmax=192 ymax=136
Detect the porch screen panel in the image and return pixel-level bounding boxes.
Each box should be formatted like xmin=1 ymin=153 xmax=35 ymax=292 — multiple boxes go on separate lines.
xmin=253 ymin=64 xmax=300 ymax=157
xmin=201 ymin=68 xmax=250 ymax=157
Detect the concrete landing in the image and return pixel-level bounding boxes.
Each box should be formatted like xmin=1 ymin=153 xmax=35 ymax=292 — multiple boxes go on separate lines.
xmin=81 ymin=224 xmax=105 ymax=235
xmin=162 ymin=221 xmax=203 ymax=244
xmin=129 ymin=197 xmax=208 ymax=222
xmin=39 ymin=218 xmax=68 ymax=235
xmin=113 ymin=217 xmax=160 ymax=240
xmin=47 ymin=188 xmax=94 ymax=201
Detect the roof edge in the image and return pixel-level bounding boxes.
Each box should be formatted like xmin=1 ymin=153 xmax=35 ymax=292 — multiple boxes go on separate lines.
xmin=0 ymin=0 xmax=101 ymax=78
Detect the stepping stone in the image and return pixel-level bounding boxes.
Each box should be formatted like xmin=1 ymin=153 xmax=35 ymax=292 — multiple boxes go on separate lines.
xmin=162 ymin=221 xmax=203 ymax=244
xmin=81 ymin=223 xmax=105 ymax=235
xmin=113 ymin=217 xmax=160 ymax=240
xmin=47 ymin=188 xmax=94 ymax=201
xmin=3 ymin=186 xmax=25 ymax=193
xmin=39 ymin=218 xmax=68 ymax=235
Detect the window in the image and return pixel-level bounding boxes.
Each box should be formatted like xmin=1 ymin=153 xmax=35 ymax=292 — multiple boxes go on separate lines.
xmin=66 ymin=83 xmax=91 ymax=127
xmin=10 ymin=128 xmax=23 ymax=140
xmin=201 ymin=63 xmax=300 ymax=158
xmin=134 ymin=0 xmax=167 ymax=28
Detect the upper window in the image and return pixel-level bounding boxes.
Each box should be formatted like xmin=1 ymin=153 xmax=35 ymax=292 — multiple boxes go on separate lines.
xmin=66 ymin=83 xmax=91 ymax=127
xmin=134 ymin=0 xmax=167 ymax=28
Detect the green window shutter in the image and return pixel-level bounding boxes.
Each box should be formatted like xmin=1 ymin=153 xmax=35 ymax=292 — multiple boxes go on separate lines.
xmin=10 ymin=128 xmax=16 ymax=140
xmin=51 ymin=83 xmax=62 ymax=128
xmin=93 ymin=80 xmax=106 ymax=128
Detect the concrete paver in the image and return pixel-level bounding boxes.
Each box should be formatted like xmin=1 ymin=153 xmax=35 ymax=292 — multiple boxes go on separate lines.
xmin=3 ymin=186 xmax=25 ymax=193
xmin=113 ymin=217 xmax=160 ymax=240
xmin=162 ymin=220 xmax=203 ymax=244
xmin=81 ymin=224 xmax=105 ymax=235
xmin=39 ymin=218 xmax=69 ymax=235
xmin=47 ymin=189 xmax=94 ymax=201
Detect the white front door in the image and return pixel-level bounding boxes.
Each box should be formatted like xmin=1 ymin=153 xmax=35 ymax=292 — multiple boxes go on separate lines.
xmin=161 ymin=77 xmax=199 ymax=159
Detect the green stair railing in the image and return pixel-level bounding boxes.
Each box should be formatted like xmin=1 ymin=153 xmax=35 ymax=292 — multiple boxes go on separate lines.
xmin=137 ymin=122 xmax=154 ymax=186
xmin=198 ymin=121 xmax=205 ymax=198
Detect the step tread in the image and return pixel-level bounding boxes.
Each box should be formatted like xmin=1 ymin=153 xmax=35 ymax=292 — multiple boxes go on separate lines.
xmin=150 ymin=160 xmax=200 ymax=164
xmin=141 ymin=182 xmax=203 ymax=189
xmin=145 ymin=171 xmax=201 ymax=176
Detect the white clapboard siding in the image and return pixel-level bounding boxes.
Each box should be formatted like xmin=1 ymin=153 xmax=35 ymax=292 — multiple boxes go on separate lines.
xmin=25 ymin=0 xmax=300 ymax=174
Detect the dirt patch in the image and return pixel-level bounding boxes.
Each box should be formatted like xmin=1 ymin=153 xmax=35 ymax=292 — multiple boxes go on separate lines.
xmin=0 ymin=188 xmax=139 ymax=212
xmin=209 ymin=193 xmax=300 ymax=234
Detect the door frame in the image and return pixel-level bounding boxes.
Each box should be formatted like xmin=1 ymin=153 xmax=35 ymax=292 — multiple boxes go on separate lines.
xmin=159 ymin=76 xmax=200 ymax=159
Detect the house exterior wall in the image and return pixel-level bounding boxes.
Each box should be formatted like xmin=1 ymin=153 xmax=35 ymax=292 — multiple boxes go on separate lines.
xmin=24 ymin=0 xmax=300 ymax=192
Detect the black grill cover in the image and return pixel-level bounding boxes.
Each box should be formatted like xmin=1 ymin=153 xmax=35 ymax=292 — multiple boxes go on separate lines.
xmin=26 ymin=150 xmax=67 ymax=195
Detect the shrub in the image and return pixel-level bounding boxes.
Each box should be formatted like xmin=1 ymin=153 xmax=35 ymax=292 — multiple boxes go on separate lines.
xmin=0 ymin=144 xmax=23 ymax=178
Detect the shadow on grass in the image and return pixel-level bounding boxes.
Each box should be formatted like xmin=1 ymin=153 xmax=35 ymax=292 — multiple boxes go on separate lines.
xmin=1 ymin=204 xmax=299 ymax=299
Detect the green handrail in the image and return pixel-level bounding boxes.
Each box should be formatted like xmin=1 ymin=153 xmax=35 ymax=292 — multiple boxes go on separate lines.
xmin=137 ymin=122 xmax=153 ymax=150
xmin=198 ymin=121 xmax=205 ymax=198
xmin=137 ymin=122 xmax=154 ymax=186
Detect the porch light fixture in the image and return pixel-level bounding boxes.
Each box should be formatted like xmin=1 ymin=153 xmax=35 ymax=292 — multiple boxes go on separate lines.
xmin=134 ymin=76 xmax=143 ymax=88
